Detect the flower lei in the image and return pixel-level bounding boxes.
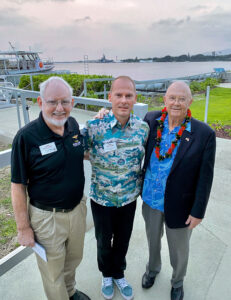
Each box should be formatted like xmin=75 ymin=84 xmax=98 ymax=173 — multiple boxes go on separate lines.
xmin=155 ymin=107 xmax=191 ymax=161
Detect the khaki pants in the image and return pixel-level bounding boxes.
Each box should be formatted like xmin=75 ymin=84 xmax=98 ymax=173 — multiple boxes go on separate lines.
xmin=29 ymin=196 xmax=87 ymax=300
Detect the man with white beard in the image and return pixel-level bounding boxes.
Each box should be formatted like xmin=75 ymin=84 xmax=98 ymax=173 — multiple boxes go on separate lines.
xmin=11 ymin=77 xmax=90 ymax=300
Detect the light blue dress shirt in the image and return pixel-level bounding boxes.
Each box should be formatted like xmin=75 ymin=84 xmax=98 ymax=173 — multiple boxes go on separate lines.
xmin=142 ymin=115 xmax=191 ymax=212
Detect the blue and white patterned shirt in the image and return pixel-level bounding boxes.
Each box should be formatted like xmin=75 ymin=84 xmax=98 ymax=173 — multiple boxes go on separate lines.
xmin=142 ymin=115 xmax=191 ymax=211
xmin=83 ymin=110 xmax=149 ymax=207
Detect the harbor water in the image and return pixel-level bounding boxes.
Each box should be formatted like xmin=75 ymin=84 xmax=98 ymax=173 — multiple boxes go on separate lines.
xmin=54 ymin=61 xmax=231 ymax=81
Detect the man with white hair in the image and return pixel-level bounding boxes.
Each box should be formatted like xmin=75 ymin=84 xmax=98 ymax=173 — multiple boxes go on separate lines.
xmin=11 ymin=77 xmax=90 ymax=300
xmin=141 ymin=81 xmax=216 ymax=300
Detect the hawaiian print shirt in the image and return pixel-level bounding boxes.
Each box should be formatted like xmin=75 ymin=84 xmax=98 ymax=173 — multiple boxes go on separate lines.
xmin=82 ymin=110 xmax=149 ymax=207
xmin=142 ymin=115 xmax=191 ymax=212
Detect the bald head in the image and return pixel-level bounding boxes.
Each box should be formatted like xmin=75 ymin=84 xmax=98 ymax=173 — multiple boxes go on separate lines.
xmin=166 ymin=81 xmax=192 ymax=100
xmin=164 ymin=81 xmax=193 ymax=125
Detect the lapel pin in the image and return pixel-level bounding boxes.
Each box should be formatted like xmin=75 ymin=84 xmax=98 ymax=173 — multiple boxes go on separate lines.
xmin=185 ymin=137 xmax=190 ymax=142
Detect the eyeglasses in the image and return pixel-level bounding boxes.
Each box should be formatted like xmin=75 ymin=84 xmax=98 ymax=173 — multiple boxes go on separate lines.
xmin=44 ymin=100 xmax=72 ymax=107
xmin=168 ymin=96 xmax=187 ymax=104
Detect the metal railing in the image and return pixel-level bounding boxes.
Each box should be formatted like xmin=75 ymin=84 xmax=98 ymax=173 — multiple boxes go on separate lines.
xmin=0 ymin=86 xmax=148 ymax=129
xmin=0 ymin=81 xmax=14 ymax=103
xmin=82 ymin=72 xmax=224 ymax=96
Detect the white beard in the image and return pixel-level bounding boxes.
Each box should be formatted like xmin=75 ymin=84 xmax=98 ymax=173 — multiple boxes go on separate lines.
xmin=42 ymin=112 xmax=67 ymax=127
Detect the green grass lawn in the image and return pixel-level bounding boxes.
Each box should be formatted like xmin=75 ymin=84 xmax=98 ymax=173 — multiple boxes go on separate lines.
xmin=0 ymin=172 xmax=18 ymax=255
xmin=191 ymin=87 xmax=231 ymax=125
xmin=147 ymin=87 xmax=231 ymax=126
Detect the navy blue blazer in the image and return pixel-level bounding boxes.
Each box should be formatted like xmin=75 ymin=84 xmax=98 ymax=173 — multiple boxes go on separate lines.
xmin=143 ymin=111 xmax=216 ymax=228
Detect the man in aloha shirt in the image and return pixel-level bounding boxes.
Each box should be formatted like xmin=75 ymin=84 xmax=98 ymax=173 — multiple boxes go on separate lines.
xmin=83 ymin=76 xmax=149 ymax=300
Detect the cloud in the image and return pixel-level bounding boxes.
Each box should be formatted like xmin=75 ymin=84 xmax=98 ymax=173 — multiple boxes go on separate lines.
xmin=1 ymin=0 xmax=231 ymax=60
xmin=0 ymin=8 xmax=31 ymax=26
xmin=74 ymin=16 xmax=91 ymax=24
xmin=151 ymin=16 xmax=191 ymax=28
xmin=108 ymin=22 xmax=136 ymax=32
xmin=189 ymin=5 xmax=208 ymax=11
xmin=8 ymin=0 xmax=74 ymax=3
xmin=147 ymin=10 xmax=231 ymax=56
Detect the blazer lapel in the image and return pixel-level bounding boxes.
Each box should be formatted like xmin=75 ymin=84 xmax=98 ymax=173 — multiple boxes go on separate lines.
xmin=147 ymin=119 xmax=158 ymax=159
xmin=170 ymin=130 xmax=194 ymax=174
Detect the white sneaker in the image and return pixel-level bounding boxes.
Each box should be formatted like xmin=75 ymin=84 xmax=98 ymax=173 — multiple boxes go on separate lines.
xmin=113 ymin=278 xmax=134 ymax=300
xmin=101 ymin=277 xmax=114 ymax=299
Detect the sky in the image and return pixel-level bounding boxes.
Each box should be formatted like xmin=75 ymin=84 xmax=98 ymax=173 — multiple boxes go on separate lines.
xmin=1 ymin=0 xmax=231 ymax=61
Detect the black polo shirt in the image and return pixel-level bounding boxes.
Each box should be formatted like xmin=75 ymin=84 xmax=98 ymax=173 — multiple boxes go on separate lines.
xmin=11 ymin=112 xmax=85 ymax=209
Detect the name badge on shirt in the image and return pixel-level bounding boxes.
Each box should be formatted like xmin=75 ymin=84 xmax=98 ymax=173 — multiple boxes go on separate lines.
xmin=39 ymin=142 xmax=57 ymax=156
xmin=103 ymin=142 xmax=117 ymax=153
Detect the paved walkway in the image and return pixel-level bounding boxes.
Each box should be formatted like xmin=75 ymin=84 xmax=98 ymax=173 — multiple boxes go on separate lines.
xmin=217 ymin=82 xmax=231 ymax=88
xmin=0 ymin=105 xmax=231 ymax=300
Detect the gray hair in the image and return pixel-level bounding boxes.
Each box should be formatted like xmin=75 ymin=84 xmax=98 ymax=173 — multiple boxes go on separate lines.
xmin=39 ymin=76 xmax=73 ymax=100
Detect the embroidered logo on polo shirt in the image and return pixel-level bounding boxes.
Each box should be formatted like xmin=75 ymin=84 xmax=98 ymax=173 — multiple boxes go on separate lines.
xmin=72 ymin=135 xmax=81 ymax=147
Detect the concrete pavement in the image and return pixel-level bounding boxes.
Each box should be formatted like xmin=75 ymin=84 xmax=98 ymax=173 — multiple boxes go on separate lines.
xmin=0 ymin=104 xmax=231 ymax=300
xmin=217 ymin=83 xmax=231 ymax=88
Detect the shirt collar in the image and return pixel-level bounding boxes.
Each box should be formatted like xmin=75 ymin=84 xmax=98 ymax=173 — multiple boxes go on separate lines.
xmin=109 ymin=110 xmax=134 ymax=129
xmin=157 ymin=114 xmax=191 ymax=133
xmin=37 ymin=112 xmax=75 ymax=139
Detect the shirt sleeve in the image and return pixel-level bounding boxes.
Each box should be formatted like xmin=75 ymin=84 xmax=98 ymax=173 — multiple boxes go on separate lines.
xmin=80 ymin=121 xmax=93 ymax=152
xmin=11 ymin=132 xmax=29 ymax=185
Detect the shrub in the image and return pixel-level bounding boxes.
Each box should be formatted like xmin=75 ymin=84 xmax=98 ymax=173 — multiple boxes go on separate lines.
xmin=190 ymin=77 xmax=221 ymax=93
xmin=19 ymin=74 xmax=113 ymax=98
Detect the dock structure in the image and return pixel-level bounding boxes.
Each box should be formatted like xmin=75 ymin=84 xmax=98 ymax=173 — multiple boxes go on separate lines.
xmin=135 ymin=70 xmax=227 ymax=93
xmin=82 ymin=71 xmax=228 ymax=97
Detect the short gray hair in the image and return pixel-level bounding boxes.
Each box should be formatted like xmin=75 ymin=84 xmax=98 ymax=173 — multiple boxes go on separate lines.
xmin=39 ymin=76 xmax=73 ymax=100
xmin=110 ymin=75 xmax=136 ymax=93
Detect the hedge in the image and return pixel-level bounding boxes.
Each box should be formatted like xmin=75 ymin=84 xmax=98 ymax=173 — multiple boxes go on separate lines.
xmin=19 ymin=73 xmax=113 ymax=98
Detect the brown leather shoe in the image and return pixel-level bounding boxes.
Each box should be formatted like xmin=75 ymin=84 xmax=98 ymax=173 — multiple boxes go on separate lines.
xmin=171 ymin=286 xmax=184 ymax=300
xmin=141 ymin=273 xmax=156 ymax=289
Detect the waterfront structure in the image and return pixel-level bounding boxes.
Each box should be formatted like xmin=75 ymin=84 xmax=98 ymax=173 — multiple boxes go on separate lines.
xmin=98 ymin=54 xmax=114 ymax=63
xmin=0 ymin=49 xmax=54 ymax=76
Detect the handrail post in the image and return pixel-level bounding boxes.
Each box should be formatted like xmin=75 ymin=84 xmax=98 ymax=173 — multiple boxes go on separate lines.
xmin=104 ymin=84 xmax=107 ymax=99
xmin=21 ymin=94 xmax=30 ymax=125
xmin=84 ymin=80 xmax=87 ymax=97
xmin=204 ymin=86 xmax=210 ymax=124
xmin=133 ymin=103 xmax=148 ymax=119
xmin=30 ymin=75 xmax=34 ymax=91
xmin=15 ymin=91 xmax=22 ymax=129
